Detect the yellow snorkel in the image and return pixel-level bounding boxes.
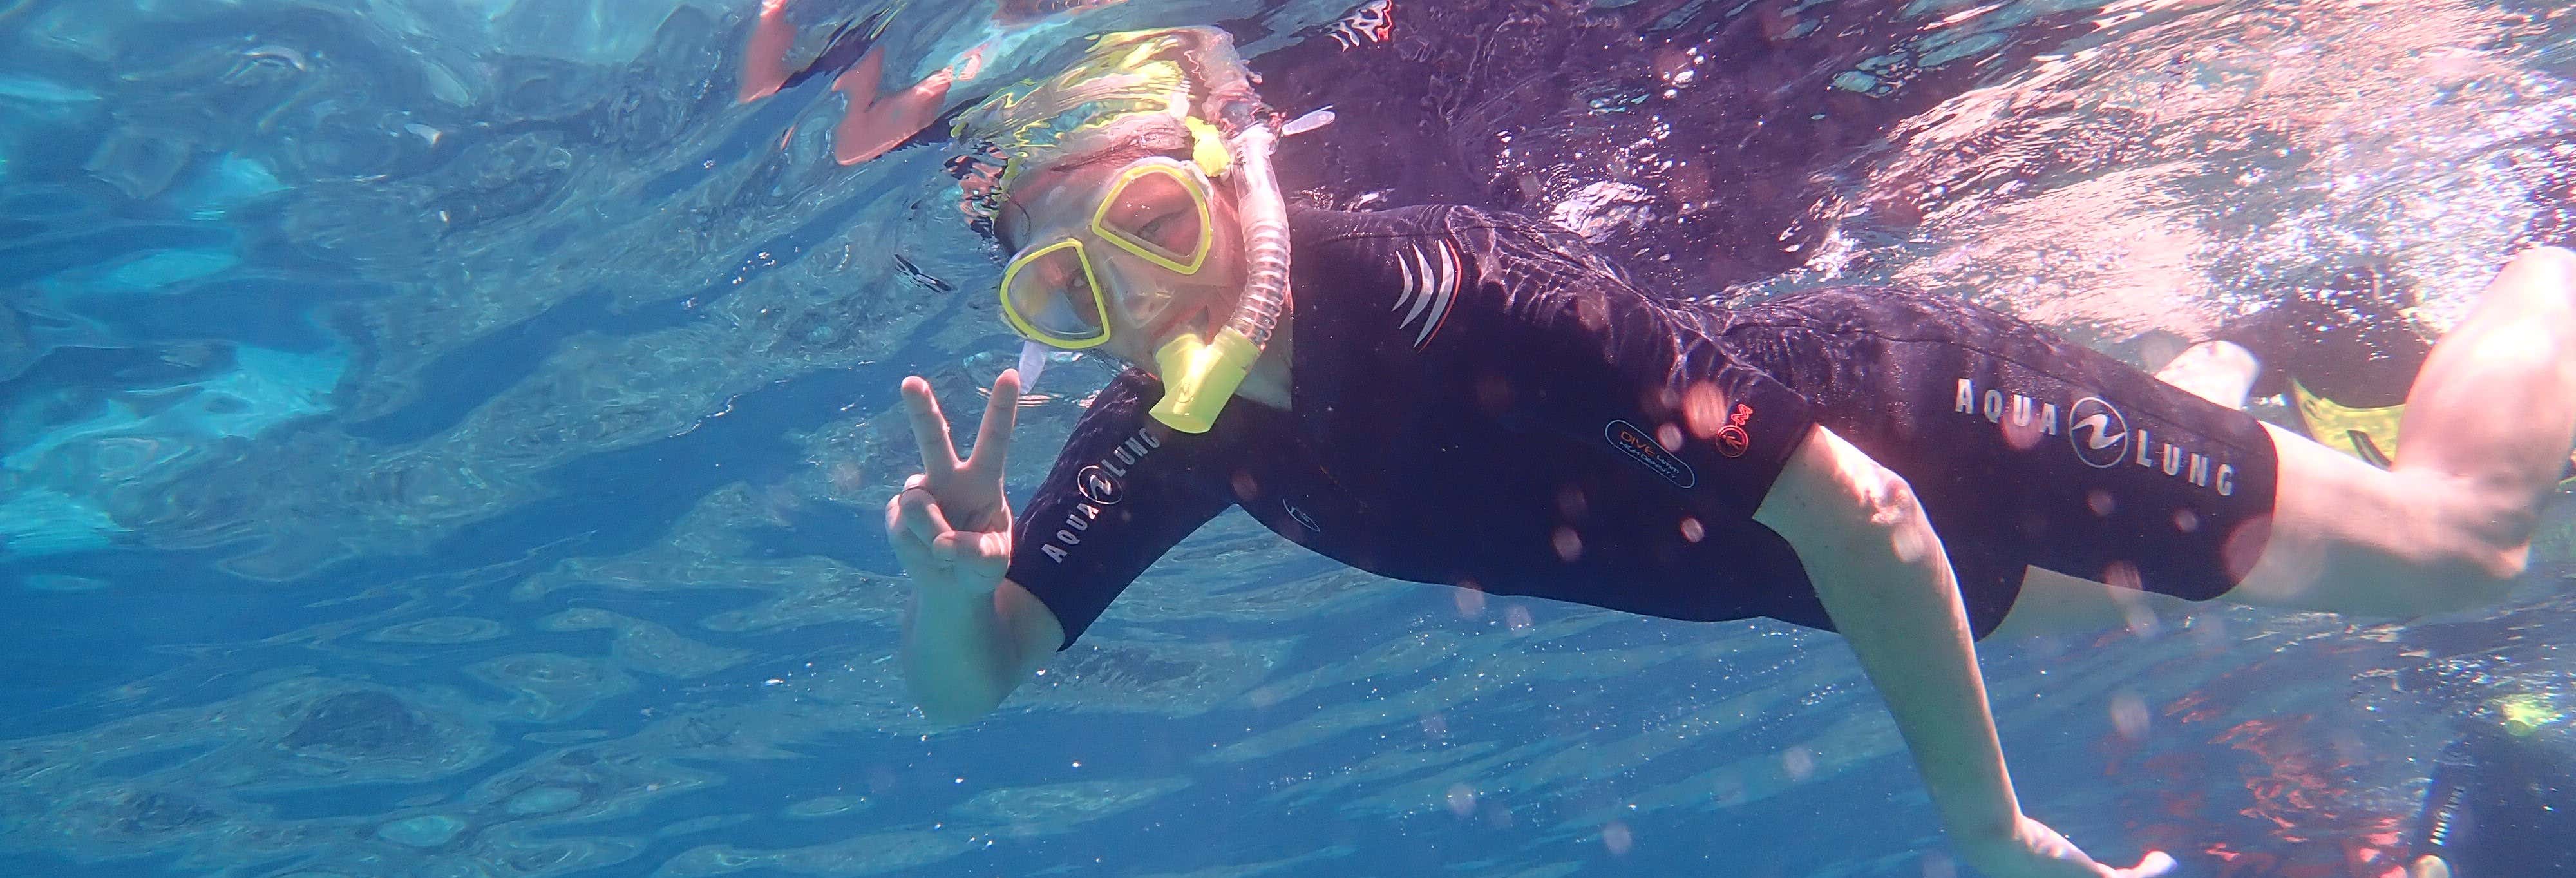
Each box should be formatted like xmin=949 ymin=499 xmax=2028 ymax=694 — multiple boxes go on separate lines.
xmin=1150 ymin=117 xmax=1291 ymax=433
xmin=951 ymin=27 xmax=1295 ymax=434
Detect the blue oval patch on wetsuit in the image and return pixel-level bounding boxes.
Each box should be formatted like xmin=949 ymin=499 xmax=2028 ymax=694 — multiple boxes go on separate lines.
xmin=1005 ymin=205 xmax=2279 ymax=648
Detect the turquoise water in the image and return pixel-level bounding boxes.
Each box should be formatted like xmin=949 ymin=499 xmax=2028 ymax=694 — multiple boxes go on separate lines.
xmin=4 ymin=0 xmax=2575 ymax=875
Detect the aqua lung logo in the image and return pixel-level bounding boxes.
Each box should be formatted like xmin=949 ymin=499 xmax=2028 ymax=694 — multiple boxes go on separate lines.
xmin=2067 ymin=397 xmax=2128 ymax=468
xmin=1954 ymin=379 xmax=2236 ymax=497
xmin=1042 ymin=428 xmax=1161 ymax=564
xmin=1077 ymin=466 xmax=1123 ymax=506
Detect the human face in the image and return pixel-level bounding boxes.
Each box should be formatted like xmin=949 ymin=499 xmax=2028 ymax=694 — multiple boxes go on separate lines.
xmin=996 ymin=155 xmax=1245 ymax=365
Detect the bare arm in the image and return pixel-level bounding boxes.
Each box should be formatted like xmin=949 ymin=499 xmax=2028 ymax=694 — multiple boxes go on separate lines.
xmin=1753 ymin=426 xmax=2170 ymax=878
xmin=1753 ymin=426 xmax=2019 ymax=840
xmin=901 ymin=577 xmax=1063 ymax=724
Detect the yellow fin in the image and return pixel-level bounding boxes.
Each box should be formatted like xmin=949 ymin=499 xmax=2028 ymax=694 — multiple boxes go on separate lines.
xmin=2291 ymin=379 xmax=2403 ymax=467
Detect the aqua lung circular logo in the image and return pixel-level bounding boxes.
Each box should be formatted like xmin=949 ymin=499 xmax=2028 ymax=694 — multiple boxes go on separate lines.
xmin=2067 ymin=396 xmax=2130 ymax=468
xmin=1077 ymin=465 xmax=1123 ymax=506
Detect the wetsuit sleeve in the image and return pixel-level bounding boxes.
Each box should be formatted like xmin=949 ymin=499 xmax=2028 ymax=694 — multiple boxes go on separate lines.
xmin=1442 ymin=208 xmax=1819 ymax=515
xmin=1006 ymin=370 xmax=1235 ymax=649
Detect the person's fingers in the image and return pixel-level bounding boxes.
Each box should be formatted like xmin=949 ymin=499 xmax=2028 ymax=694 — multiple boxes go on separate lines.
xmin=929 ymin=529 xmax=1010 ymax=576
xmin=886 ymin=517 xmax=936 ymax=573
xmin=966 ymin=369 xmax=1021 ymax=477
xmin=890 ymin=483 xmax=954 ymax=548
xmin=900 ymin=376 xmax=961 ymax=475
xmin=955 ymin=532 xmax=1011 ymax=580
xmin=884 ymin=493 xmax=939 ymax=573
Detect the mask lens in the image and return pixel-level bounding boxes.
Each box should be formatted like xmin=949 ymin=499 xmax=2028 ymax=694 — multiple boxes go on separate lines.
xmin=1000 ymin=241 xmax=1108 ymax=345
xmin=1095 ymin=166 xmax=1209 ymax=273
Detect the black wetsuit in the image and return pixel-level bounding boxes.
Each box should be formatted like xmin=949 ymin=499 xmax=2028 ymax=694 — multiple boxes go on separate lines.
xmin=2215 ymin=264 xmax=2428 ymax=410
xmin=1007 ymin=205 xmax=2280 ymax=647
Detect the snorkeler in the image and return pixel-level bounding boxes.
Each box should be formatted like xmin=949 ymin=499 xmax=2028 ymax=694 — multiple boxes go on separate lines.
xmin=2400 ymin=706 xmax=2576 ymax=878
xmin=879 ymin=27 xmax=2576 ymax=878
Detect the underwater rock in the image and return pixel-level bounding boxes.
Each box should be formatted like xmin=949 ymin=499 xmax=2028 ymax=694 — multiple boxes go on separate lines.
xmin=280 ymin=691 xmax=439 ymax=757
xmin=238 ymin=681 xmax=498 ymax=786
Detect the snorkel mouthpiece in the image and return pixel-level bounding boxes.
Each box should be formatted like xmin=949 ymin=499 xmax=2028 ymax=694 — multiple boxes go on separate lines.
xmin=1148 ymin=328 xmax=1260 ymax=433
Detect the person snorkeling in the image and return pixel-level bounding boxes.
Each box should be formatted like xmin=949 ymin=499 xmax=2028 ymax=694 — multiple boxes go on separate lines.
xmin=880 ymin=26 xmax=2576 ymax=878
xmin=2398 ymin=697 xmax=2576 ymax=878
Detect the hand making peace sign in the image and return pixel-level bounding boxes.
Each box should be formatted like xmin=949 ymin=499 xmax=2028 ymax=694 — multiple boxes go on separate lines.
xmin=884 ymin=370 xmax=1023 ymax=595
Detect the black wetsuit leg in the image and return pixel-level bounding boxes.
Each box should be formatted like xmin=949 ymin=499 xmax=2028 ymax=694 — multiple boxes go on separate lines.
xmin=2212 ymin=263 xmax=2429 ymax=409
xmin=1720 ymin=287 xmax=2282 ymax=635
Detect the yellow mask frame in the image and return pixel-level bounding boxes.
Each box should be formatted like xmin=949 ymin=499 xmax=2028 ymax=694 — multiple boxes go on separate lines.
xmin=1090 ymin=159 xmax=1215 ymax=274
xmin=996 ymin=157 xmax=1215 ymax=350
xmin=997 ymin=238 xmax=1113 ymax=349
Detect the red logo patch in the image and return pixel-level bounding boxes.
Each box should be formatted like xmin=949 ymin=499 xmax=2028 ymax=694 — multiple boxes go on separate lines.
xmin=1714 ymin=403 xmax=1753 ymax=457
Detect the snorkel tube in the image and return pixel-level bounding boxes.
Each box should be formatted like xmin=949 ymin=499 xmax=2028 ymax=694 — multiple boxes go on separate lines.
xmin=1148 ymin=116 xmax=1290 ymax=433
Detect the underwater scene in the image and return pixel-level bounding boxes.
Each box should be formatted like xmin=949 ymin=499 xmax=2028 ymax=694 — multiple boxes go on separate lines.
xmin=5 ymin=0 xmax=2576 ymax=875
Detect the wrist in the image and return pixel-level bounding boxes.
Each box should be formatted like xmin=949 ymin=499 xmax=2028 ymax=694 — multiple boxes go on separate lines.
xmin=1951 ymin=814 xmax=2032 ymax=854
xmin=911 ymin=576 xmax=1001 ymax=606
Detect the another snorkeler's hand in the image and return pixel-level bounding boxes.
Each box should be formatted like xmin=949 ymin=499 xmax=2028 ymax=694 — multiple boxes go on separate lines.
xmin=886 ymin=370 xmax=1021 ymax=595
xmin=1958 ymin=815 xmax=2177 ymax=878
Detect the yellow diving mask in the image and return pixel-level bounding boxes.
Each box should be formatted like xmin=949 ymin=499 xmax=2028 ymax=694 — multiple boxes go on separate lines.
xmin=996 ymin=156 xmax=1216 ymax=350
